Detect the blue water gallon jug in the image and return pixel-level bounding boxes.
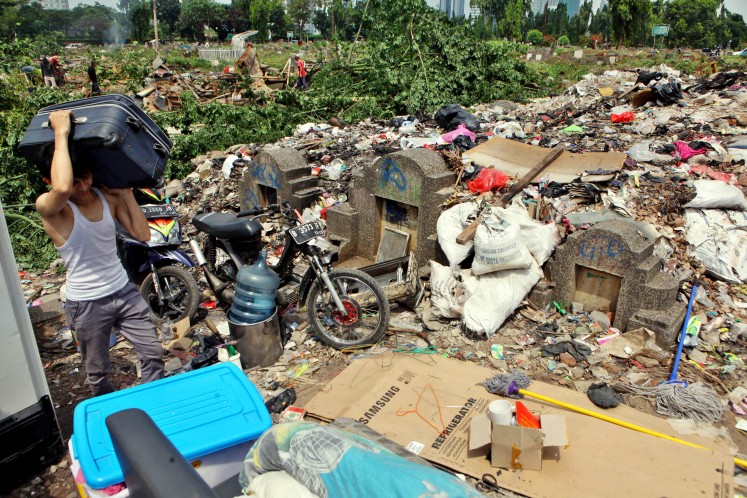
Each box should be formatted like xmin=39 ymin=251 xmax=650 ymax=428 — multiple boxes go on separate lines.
xmin=228 ymin=251 xmax=280 ymax=324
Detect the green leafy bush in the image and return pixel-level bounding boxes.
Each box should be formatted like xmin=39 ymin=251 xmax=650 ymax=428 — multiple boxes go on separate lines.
xmin=557 ymin=35 xmax=570 ymax=46
xmin=527 ymin=29 xmax=543 ymax=45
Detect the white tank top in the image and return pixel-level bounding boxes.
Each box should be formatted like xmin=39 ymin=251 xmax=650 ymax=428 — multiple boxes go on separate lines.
xmin=57 ymin=188 xmax=129 ymax=301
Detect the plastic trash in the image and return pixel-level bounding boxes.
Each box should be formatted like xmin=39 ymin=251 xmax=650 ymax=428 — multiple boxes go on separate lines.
xmin=610 ymin=111 xmax=635 ymax=123
xmin=467 ymin=168 xmax=509 ymax=194
xmin=440 ymin=123 xmax=476 ymax=144
xmin=561 ymin=124 xmax=584 ymax=134
xmin=434 ymin=104 xmax=481 ymax=132
xmin=228 ymin=251 xmax=280 ymax=324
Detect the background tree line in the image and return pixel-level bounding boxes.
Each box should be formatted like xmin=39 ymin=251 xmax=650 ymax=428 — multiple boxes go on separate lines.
xmin=1 ymin=0 xmax=745 ymax=49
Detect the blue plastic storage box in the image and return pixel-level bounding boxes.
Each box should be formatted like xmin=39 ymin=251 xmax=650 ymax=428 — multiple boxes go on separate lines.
xmin=72 ymin=363 xmax=271 ymax=489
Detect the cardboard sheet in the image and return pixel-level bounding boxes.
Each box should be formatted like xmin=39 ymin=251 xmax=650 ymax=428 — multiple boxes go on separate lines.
xmin=304 ymin=354 xmax=734 ymax=498
xmin=463 ymin=137 xmax=627 ymax=184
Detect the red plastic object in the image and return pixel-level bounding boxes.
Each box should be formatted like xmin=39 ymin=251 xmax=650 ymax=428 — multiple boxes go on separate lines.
xmin=515 ymin=401 xmax=541 ymax=428
xmin=610 ymin=111 xmax=635 ymax=123
xmin=467 ymin=168 xmax=509 ymax=194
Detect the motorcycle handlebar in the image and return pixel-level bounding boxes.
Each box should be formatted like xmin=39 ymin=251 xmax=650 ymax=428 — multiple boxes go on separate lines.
xmin=236 ymin=204 xmax=280 ymax=218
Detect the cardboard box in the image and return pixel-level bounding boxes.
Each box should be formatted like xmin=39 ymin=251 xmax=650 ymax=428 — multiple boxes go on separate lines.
xmin=469 ymin=412 xmax=568 ymax=470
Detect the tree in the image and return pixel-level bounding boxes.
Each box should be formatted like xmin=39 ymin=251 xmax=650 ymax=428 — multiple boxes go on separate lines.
xmin=129 ymin=1 xmax=153 ymax=42
xmin=589 ymin=3 xmax=611 ymax=43
xmin=719 ymin=9 xmax=747 ymax=49
xmin=178 ymin=0 xmax=226 ymax=42
xmin=662 ymin=0 xmax=720 ymax=48
xmin=568 ymin=0 xmax=592 ymax=42
xmin=557 ymin=34 xmax=569 ymax=45
xmin=248 ymin=0 xmax=282 ymax=41
xmin=527 ymin=28 xmax=543 ymax=44
xmin=268 ymin=4 xmax=289 ymax=40
xmin=157 ymin=0 xmax=181 ymax=38
xmin=498 ymin=0 xmax=523 ymax=40
xmin=609 ymin=0 xmax=651 ymax=48
xmin=287 ymin=0 xmax=314 ymax=39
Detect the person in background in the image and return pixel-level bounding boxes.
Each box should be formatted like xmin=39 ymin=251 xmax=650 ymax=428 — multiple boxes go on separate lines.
xmin=295 ymin=54 xmax=308 ymax=91
xmin=87 ymin=59 xmax=101 ymax=97
xmin=35 ymin=110 xmax=164 ymax=397
xmin=41 ymin=56 xmax=56 ymax=88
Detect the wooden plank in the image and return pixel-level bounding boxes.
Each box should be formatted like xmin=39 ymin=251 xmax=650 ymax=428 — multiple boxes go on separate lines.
xmin=456 ymin=145 xmax=564 ymax=245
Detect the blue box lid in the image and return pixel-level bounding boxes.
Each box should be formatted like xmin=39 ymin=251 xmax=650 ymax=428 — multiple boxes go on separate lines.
xmin=72 ymin=363 xmax=271 ymax=489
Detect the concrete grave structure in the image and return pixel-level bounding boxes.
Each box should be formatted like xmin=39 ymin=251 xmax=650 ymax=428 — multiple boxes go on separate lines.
xmin=326 ymin=149 xmax=455 ymax=266
xmin=530 ymin=220 xmax=686 ymax=347
xmin=238 ymin=147 xmax=320 ymax=211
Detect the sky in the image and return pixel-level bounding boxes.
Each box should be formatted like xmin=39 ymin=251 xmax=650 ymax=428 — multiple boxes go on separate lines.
xmin=69 ymin=0 xmax=747 ymax=21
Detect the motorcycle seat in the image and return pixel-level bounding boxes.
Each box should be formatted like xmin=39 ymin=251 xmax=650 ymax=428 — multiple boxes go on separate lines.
xmin=192 ymin=213 xmax=262 ymax=239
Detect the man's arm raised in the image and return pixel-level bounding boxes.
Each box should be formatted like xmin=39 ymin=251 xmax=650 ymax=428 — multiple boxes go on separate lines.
xmin=35 ymin=110 xmax=74 ymax=218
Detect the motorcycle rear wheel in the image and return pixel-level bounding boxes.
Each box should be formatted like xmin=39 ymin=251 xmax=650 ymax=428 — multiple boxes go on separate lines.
xmin=306 ymin=268 xmax=390 ymax=349
xmin=140 ymin=265 xmax=199 ymax=324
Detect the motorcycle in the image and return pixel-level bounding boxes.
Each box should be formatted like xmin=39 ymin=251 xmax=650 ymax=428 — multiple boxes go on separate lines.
xmin=189 ymin=202 xmax=391 ymax=349
xmin=117 ymin=188 xmax=199 ymax=324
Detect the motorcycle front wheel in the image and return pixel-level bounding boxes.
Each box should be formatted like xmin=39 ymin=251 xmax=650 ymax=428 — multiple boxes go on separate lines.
xmin=140 ymin=265 xmax=199 ymax=324
xmin=306 ymin=268 xmax=390 ymax=349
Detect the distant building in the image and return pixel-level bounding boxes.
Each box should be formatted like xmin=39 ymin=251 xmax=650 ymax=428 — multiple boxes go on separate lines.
xmin=426 ymin=0 xmax=476 ymax=18
xmin=565 ymin=0 xmax=580 ymax=16
xmin=531 ymin=0 xmax=560 ymax=13
xmin=39 ymin=0 xmax=68 ymax=9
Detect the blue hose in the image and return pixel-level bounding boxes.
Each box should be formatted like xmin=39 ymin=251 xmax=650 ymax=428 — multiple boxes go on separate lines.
xmin=669 ymin=283 xmax=697 ymax=383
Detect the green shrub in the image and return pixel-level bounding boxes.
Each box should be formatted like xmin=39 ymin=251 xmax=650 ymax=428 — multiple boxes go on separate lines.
xmin=527 ymin=29 xmax=543 ymax=46
xmin=557 ymin=35 xmax=570 ymax=46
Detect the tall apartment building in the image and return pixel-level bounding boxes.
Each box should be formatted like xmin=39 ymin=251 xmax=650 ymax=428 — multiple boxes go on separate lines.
xmin=531 ymin=0 xmax=560 ymax=13
xmin=39 ymin=0 xmax=69 ymax=9
xmin=426 ymin=0 xmax=475 ymax=18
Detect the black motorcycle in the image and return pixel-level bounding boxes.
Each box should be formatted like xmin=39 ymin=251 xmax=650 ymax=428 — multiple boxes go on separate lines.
xmin=117 ymin=188 xmax=199 ymax=324
xmin=188 ymin=202 xmax=391 ymax=349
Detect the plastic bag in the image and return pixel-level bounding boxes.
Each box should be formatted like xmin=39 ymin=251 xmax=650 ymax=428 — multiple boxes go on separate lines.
xmin=440 ymin=123 xmax=476 ymax=144
xmin=467 ymin=168 xmax=509 ymax=193
xmin=434 ymin=104 xmax=481 ymax=132
xmin=673 ymin=141 xmax=707 ymax=160
xmin=653 ymin=80 xmax=683 ymax=105
xmin=610 ymin=112 xmax=635 ymax=123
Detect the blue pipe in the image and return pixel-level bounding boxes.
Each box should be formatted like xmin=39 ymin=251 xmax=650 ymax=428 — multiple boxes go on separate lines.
xmin=669 ymin=283 xmax=697 ymax=383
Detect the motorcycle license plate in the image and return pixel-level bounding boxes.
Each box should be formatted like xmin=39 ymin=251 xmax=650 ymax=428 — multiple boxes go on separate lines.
xmin=289 ymin=221 xmax=325 ymax=245
xmin=140 ymin=204 xmax=178 ymax=219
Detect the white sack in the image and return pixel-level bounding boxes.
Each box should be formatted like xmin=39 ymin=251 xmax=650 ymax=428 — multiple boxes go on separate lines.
xmin=684 ymin=180 xmax=747 ymax=210
xmin=685 ymin=209 xmax=747 ymax=283
xmin=502 ymin=201 xmax=561 ymax=265
xmin=429 ymin=260 xmax=470 ymax=319
xmin=248 ymin=471 xmax=320 ymax=498
xmin=472 ymin=212 xmax=534 ymax=275
xmin=436 ymin=202 xmax=477 ymax=267
xmin=462 ymin=262 xmax=543 ymax=338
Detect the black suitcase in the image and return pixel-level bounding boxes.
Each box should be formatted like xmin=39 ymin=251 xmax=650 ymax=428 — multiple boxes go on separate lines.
xmin=19 ymin=94 xmax=172 ymax=188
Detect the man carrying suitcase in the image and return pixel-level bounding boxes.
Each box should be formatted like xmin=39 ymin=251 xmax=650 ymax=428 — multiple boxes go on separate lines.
xmin=35 ymin=110 xmax=164 ymax=397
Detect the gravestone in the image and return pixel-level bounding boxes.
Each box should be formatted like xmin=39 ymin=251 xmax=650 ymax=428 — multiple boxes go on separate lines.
xmin=530 ymin=220 xmax=686 ymax=347
xmin=326 ymin=149 xmax=455 ymax=266
xmin=238 ymin=147 xmax=320 ymax=211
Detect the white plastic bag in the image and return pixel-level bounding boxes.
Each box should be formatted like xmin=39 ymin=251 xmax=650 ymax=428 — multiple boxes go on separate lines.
xmin=684 ymin=180 xmax=747 ymax=210
xmin=436 ymin=202 xmax=477 ymax=267
xmin=462 ymin=262 xmax=543 ymax=337
xmin=685 ymin=209 xmax=747 ymax=283
xmin=429 ymin=260 xmax=469 ymax=319
xmin=472 ymin=212 xmax=534 ymax=275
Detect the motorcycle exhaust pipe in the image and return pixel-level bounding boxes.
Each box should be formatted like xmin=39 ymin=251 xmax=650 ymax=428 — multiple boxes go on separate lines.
xmin=189 ymin=240 xmax=235 ymax=303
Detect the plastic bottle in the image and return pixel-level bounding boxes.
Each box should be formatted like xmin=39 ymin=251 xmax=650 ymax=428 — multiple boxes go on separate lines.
xmin=228 ymin=251 xmax=279 ymax=324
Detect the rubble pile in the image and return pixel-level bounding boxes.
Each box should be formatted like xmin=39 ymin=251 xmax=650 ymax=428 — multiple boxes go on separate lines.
xmin=21 ymin=65 xmax=747 ymax=495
